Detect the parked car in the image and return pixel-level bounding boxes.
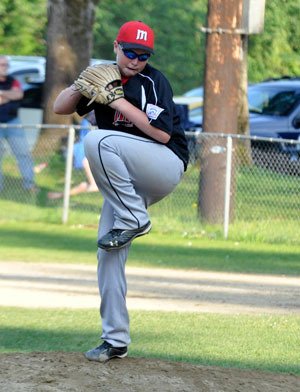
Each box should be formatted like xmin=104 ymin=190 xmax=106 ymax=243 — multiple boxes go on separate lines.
xmin=7 ymin=55 xmax=112 ymax=82
xmin=248 ymin=78 xmax=300 ymax=140
xmin=183 ymin=86 xmax=203 ymax=98
xmin=187 ymin=79 xmax=300 ymax=135
xmin=8 ymin=55 xmax=45 ymax=81
xmin=173 ymin=86 xmax=203 ymax=111
xmin=248 ymin=78 xmax=300 ymax=167
xmin=184 ymin=78 xmax=300 ymax=159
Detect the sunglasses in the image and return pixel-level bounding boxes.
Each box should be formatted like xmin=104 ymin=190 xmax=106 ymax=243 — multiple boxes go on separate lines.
xmin=119 ymin=45 xmax=150 ymax=62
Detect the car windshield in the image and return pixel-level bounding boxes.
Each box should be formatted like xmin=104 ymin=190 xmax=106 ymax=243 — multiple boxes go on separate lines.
xmin=248 ymin=85 xmax=300 ymax=116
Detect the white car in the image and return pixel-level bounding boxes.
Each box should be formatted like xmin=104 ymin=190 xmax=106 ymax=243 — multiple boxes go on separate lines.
xmin=173 ymin=86 xmax=203 ymax=111
xmin=6 ymin=55 xmax=112 ymax=150
xmin=7 ymin=55 xmax=46 ymax=83
xmin=8 ymin=55 xmax=112 ymax=84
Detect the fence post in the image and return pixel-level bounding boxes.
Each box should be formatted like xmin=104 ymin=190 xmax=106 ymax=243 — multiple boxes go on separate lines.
xmin=224 ymin=136 xmax=233 ymax=239
xmin=62 ymin=126 xmax=75 ymax=224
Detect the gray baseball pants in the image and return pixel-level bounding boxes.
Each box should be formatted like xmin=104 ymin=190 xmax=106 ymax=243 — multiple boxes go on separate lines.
xmin=84 ymin=129 xmax=184 ymax=347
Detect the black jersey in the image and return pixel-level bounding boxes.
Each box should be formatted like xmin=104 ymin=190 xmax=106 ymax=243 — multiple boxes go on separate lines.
xmin=77 ymin=63 xmax=189 ymax=170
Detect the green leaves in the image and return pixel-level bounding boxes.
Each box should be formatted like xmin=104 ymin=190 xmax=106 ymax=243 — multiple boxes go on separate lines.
xmin=0 ymin=0 xmax=46 ymax=55
xmin=1 ymin=0 xmax=299 ymax=93
xmin=248 ymin=0 xmax=300 ymax=82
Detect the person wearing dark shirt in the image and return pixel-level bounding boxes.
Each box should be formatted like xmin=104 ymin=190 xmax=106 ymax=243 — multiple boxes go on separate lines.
xmin=0 ymin=55 xmax=35 ymax=191
xmin=53 ymin=21 xmax=189 ymax=362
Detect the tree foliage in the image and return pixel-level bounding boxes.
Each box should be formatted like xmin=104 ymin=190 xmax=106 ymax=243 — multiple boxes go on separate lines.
xmin=0 ymin=0 xmax=299 ymax=93
xmin=34 ymin=0 xmax=100 ymax=153
xmin=248 ymin=0 xmax=300 ymax=82
xmin=0 ymin=0 xmax=46 ymax=55
xmin=93 ymin=0 xmax=207 ymax=94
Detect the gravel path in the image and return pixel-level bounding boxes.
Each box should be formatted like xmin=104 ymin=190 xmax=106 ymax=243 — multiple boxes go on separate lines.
xmin=1 ymin=261 xmax=299 ymax=314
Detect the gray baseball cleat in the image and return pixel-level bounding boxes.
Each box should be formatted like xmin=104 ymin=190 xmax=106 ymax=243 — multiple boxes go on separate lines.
xmin=97 ymin=221 xmax=151 ymax=250
xmin=84 ymin=341 xmax=128 ymax=363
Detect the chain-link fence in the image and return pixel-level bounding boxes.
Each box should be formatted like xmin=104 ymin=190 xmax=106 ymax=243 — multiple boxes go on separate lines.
xmin=0 ymin=124 xmax=299 ymax=242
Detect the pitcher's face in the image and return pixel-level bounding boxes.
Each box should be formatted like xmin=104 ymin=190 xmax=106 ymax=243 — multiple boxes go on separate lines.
xmin=114 ymin=41 xmax=150 ymax=78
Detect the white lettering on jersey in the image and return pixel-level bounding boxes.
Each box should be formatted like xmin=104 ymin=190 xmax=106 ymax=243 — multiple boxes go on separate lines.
xmin=136 ymin=29 xmax=148 ymax=41
xmin=113 ymin=110 xmax=133 ymax=127
xmin=146 ymin=103 xmax=164 ymax=120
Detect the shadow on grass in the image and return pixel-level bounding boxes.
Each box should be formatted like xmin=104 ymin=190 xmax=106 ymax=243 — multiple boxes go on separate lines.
xmin=0 ymin=226 xmax=299 ymax=275
xmin=132 ymin=242 xmax=300 ymax=275
xmin=0 ymin=175 xmax=102 ymax=212
xmin=0 ymin=326 xmax=95 ymax=353
xmin=0 ymin=176 xmax=54 ymax=208
xmin=0 ymin=326 xmax=299 ymax=375
xmin=0 ymin=226 xmax=96 ymax=253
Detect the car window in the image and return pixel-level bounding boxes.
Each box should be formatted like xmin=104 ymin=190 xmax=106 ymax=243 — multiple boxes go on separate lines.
xmin=248 ymin=86 xmax=300 ymax=116
xmin=248 ymin=90 xmax=269 ymax=113
xmin=263 ymin=91 xmax=300 ymax=116
xmin=10 ymin=69 xmax=42 ymax=85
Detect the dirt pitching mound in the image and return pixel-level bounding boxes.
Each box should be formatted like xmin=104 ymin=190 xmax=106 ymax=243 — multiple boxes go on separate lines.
xmin=1 ymin=352 xmax=299 ymax=392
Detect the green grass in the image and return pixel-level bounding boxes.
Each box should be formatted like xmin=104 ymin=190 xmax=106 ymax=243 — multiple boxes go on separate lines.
xmin=235 ymin=166 xmax=300 ymax=221
xmin=1 ymin=307 xmax=299 ymax=375
xmin=0 ymin=221 xmax=300 ymax=275
xmin=0 ymin=156 xmax=299 ymax=375
xmin=1 ymin=157 xmax=299 ymax=245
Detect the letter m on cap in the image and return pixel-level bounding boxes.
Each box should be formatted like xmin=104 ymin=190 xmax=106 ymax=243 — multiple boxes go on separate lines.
xmin=136 ymin=29 xmax=148 ymax=41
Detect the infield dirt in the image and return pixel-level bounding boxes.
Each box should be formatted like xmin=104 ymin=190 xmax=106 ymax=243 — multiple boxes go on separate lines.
xmin=0 ymin=261 xmax=299 ymax=391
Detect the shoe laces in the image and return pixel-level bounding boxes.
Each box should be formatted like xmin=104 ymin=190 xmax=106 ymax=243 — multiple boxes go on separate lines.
xmin=97 ymin=341 xmax=111 ymax=350
xmin=109 ymin=229 xmax=123 ymax=238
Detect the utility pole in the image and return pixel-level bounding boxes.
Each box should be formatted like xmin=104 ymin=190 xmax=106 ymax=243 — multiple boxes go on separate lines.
xmin=198 ymin=0 xmax=266 ymax=225
xmin=198 ymin=0 xmax=244 ymax=224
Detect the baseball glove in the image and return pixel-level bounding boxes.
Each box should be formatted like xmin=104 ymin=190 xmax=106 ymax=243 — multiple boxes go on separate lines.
xmin=74 ymin=64 xmax=124 ymax=106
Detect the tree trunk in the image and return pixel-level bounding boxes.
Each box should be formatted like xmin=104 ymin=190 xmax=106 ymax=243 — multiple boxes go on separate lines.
xmin=33 ymin=0 xmax=100 ymax=156
xmin=198 ymin=0 xmax=243 ymax=224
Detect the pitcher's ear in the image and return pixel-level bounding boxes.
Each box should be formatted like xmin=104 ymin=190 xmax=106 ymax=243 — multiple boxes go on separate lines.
xmin=113 ymin=40 xmax=119 ymax=54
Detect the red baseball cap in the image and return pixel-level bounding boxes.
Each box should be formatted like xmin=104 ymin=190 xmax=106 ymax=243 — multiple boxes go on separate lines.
xmin=116 ymin=21 xmax=155 ymax=54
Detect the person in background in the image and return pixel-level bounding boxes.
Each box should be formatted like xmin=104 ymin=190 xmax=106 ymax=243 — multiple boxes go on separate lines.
xmin=0 ymin=55 xmax=35 ymax=192
xmin=47 ymin=113 xmax=98 ymax=200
